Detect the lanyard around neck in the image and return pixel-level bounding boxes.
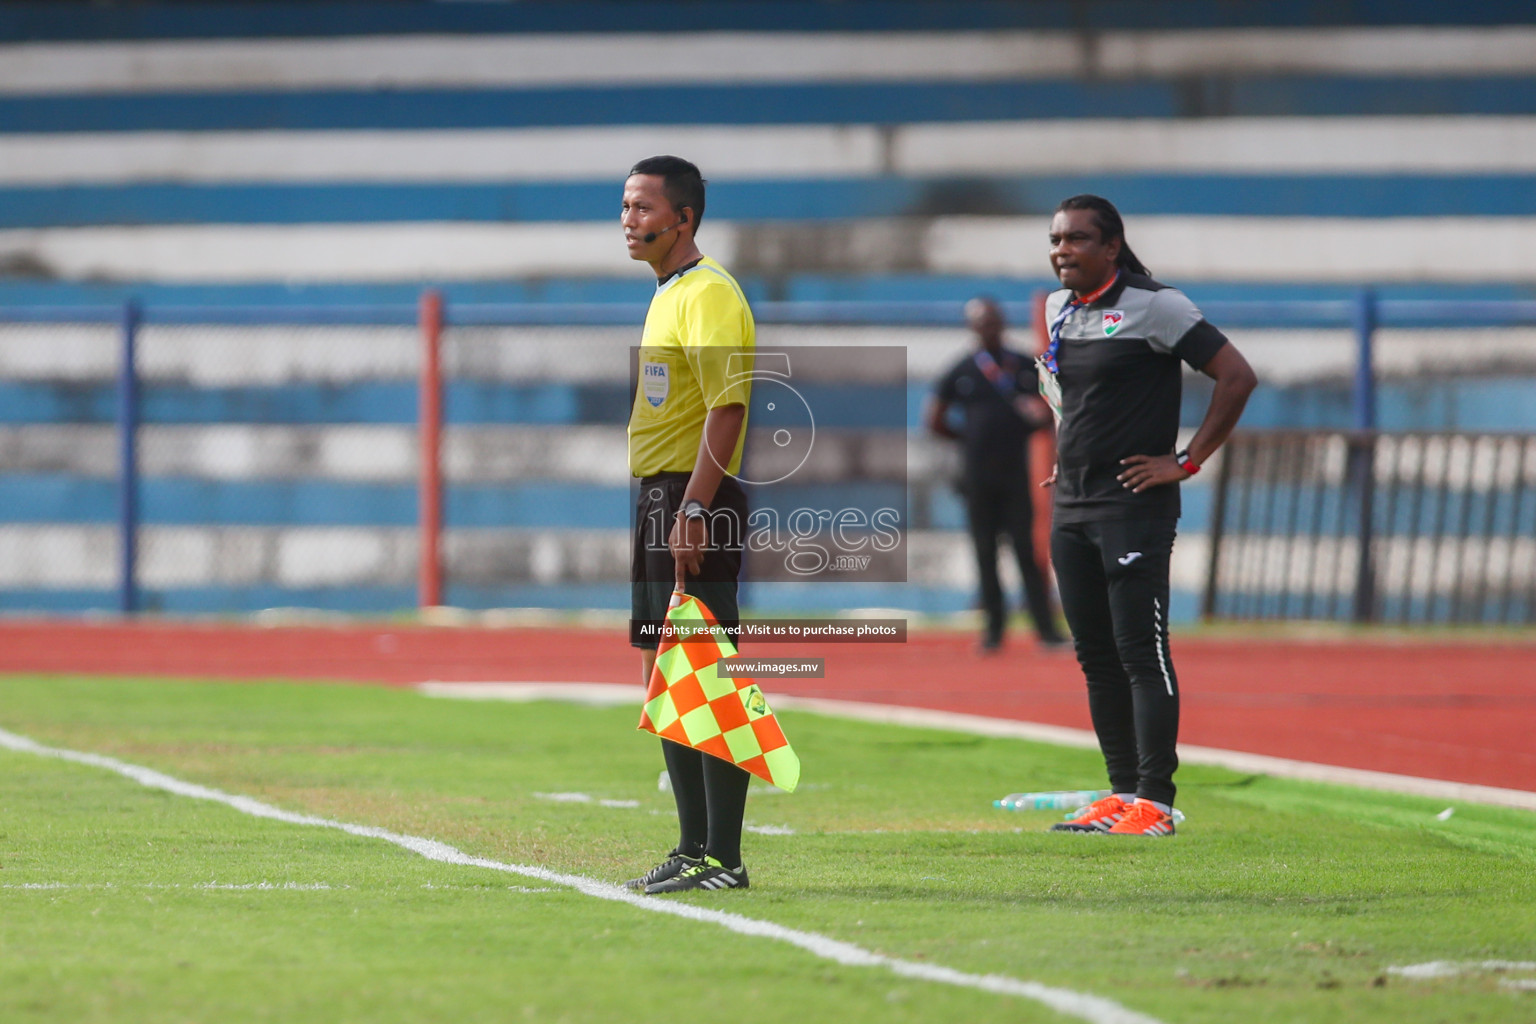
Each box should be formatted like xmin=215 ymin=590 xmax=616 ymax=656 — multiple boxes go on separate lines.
xmin=1042 ymin=270 xmax=1120 ymax=374
xmin=972 ymin=348 xmax=1018 ymax=397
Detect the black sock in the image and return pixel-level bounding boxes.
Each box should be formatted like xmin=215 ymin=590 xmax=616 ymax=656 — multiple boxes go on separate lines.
xmin=661 ymin=740 xmax=707 ymax=858
xmin=701 ymin=755 xmax=750 ymax=869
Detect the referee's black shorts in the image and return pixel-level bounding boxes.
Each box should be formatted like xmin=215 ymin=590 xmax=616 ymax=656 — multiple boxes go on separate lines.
xmin=630 ymin=472 xmax=747 ymax=649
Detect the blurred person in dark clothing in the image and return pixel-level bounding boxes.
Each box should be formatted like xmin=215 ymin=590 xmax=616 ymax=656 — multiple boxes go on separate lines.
xmin=927 ymin=296 xmax=1067 ymax=652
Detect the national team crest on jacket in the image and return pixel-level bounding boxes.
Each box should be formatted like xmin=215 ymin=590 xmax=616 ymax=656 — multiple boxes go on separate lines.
xmin=1102 ymin=310 xmax=1125 ymax=336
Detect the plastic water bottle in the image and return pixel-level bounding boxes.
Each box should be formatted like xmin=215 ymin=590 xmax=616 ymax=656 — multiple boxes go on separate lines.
xmin=993 ymin=789 xmax=1111 ymax=811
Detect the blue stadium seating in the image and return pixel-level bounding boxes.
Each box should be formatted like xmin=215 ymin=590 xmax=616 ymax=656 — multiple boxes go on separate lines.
xmin=3 ymin=2 xmax=1534 ymax=617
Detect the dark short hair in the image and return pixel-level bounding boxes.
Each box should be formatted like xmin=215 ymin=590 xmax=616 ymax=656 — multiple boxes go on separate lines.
xmin=1056 ymin=194 xmax=1150 ymax=276
xmin=628 ymin=155 xmax=707 ymax=231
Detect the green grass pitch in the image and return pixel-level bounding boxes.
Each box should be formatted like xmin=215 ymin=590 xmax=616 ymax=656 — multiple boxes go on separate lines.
xmin=2 ymin=674 xmax=1533 ymax=1023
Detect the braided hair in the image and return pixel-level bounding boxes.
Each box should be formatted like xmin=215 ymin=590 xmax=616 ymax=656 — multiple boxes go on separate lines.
xmin=1056 ymin=194 xmax=1150 ymax=277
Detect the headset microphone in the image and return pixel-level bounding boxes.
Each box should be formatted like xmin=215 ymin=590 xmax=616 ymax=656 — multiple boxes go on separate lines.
xmin=642 ymin=213 xmax=688 ymax=244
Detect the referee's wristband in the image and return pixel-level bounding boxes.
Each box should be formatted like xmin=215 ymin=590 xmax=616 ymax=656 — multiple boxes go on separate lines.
xmin=681 ymin=498 xmax=709 ymax=521
xmin=1175 ymin=449 xmax=1200 ymax=476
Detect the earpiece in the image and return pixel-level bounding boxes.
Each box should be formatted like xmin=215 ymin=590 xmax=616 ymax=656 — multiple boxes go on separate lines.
xmin=642 ymin=211 xmax=689 ymax=245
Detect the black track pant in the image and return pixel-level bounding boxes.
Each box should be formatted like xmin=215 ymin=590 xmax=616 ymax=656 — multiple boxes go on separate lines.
xmin=1049 ymin=517 xmax=1180 ymax=806
xmin=964 ymin=476 xmax=1064 ymax=644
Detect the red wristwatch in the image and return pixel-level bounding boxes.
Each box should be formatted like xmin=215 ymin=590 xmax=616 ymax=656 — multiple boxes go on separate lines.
xmin=1175 ymin=449 xmax=1200 ymax=476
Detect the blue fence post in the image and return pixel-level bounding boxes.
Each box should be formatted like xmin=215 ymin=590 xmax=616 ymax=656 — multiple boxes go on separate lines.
xmin=1353 ymin=288 xmax=1377 ymax=431
xmin=117 ymin=301 xmax=140 ymax=615
xmin=1350 ymin=288 xmax=1377 ymax=622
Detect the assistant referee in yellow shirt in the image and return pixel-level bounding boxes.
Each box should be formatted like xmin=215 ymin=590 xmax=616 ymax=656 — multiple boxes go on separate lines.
xmin=620 ymin=156 xmax=756 ymax=894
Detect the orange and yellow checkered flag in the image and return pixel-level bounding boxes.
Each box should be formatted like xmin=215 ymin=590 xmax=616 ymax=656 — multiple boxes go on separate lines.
xmin=638 ymin=590 xmax=800 ymax=793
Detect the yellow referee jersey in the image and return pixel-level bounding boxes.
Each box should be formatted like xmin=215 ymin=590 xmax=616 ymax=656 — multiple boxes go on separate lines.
xmin=628 ymin=256 xmax=755 ymax=478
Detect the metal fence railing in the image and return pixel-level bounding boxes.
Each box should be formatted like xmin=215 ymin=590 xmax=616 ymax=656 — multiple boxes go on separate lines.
xmin=3 ymin=294 xmax=1535 ymax=620
xmin=1204 ymin=430 xmax=1536 ymax=625
xmin=0 ymin=297 xmax=916 ymax=616
xmin=0 ymin=302 xmax=428 ymax=615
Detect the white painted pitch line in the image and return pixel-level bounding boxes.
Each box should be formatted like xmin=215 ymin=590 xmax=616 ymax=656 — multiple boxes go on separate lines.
xmin=418 ymin=681 xmax=1536 ymax=813
xmin=199 ymin=881 xmax=335 ymax=890
xmin=0 ymin=725 xmax=1161 ymax=1024
xmin=533 ymin=788 xmax=792 ymax=832
xmin=1388 ymin=960 xmax=1536 ymax=991
xmin=532 ymin=791 xmax=640 ymax=808
xmin=1387 ymin=960 xmax=1536 ymax=980
xmin=4 ymin=880 xmax=561 ymax=893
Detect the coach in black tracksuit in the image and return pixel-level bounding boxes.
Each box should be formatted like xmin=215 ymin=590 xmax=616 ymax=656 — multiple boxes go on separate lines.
xmin=1040 ymin=195 xmax=1256 ymax=836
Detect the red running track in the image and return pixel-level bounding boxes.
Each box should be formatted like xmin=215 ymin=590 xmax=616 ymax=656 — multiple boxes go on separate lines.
xmin=0 ymin=620 xmax=1531 ymax=793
